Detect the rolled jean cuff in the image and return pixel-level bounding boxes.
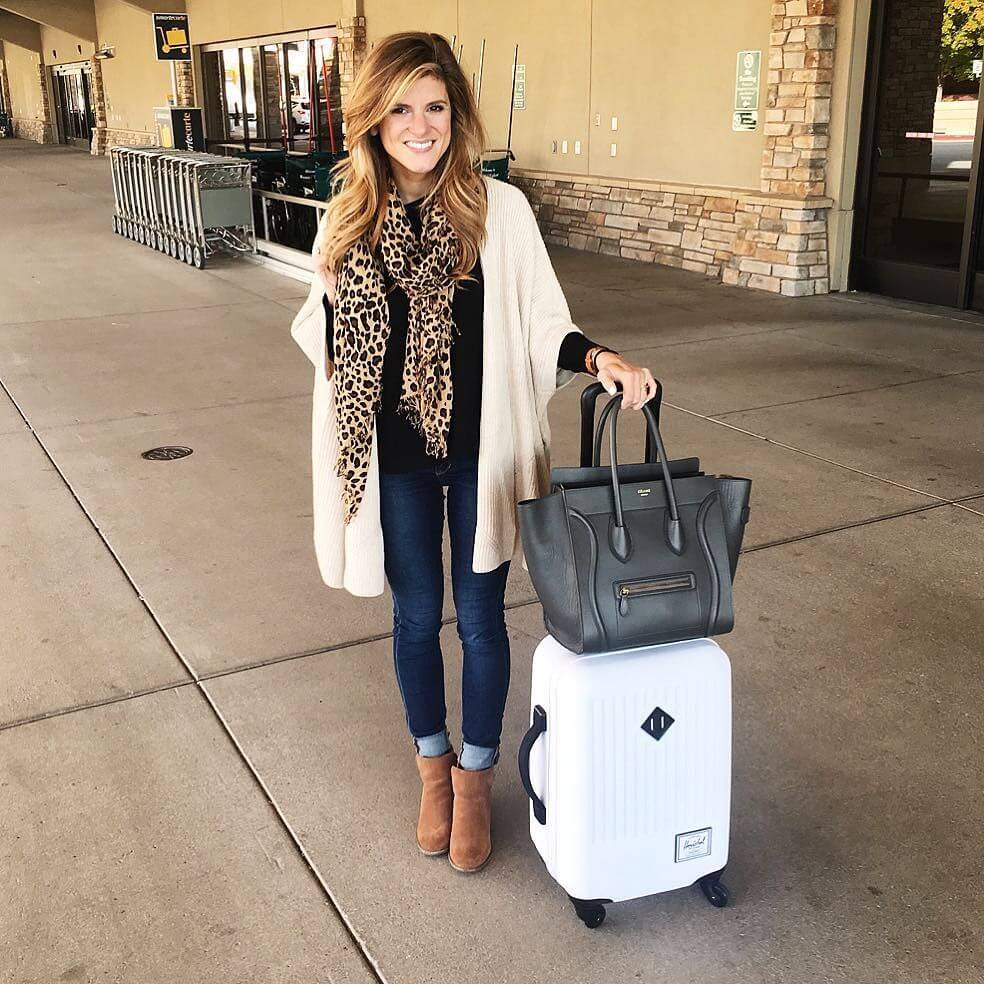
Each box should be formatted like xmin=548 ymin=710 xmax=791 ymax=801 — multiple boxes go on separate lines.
xmin=459 ymin=741 xmax=498 ymax=771
xmin=414 ymin=730 xmax=452 ymax=758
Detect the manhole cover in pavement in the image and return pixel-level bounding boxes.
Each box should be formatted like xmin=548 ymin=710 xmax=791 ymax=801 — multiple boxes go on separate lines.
xmin=141 ymin=446 xmax=193 ymax=461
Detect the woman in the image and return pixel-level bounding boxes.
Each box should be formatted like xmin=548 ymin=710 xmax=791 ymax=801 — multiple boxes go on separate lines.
xmin=290 ymin=32 xmax=656 ymax=873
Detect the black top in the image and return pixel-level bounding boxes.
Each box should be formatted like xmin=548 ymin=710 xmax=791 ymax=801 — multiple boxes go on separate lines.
xmin=324 ymin=198 xmax=599 ymax=473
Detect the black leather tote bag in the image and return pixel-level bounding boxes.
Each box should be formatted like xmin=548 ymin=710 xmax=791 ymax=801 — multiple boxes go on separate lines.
xmin=518 ymin=393 xmax=739 ymax=655
xmin=552 ymin=381 xmax=751 ymax=579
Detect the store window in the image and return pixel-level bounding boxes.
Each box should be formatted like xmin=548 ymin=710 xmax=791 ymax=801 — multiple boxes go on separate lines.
xmin=201 ymin=29 xmax=343 ymax=154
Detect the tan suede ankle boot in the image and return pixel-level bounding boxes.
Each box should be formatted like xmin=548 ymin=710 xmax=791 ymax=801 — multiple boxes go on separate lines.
xmin=449 ymin=764 xmax=495 ymax=873
xmin=415 ymin=751 xmax=457 ymax=856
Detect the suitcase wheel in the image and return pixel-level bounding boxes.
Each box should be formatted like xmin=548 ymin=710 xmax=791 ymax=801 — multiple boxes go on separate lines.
xmin=698 ymin=871 xmax=730 ymax=908
xmin=569 ymin=896 xmax=607 ymax=929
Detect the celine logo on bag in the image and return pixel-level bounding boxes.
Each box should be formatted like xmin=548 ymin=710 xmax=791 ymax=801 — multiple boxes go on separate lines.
xmin=641 ymin=706 xmax=674 ymax=741
xmin=675 ymin=828 xmax=712 ymax=862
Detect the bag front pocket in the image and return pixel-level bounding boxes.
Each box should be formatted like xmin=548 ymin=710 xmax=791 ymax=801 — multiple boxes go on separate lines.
xmin=613 ymin=572 xmax=701 ymax=642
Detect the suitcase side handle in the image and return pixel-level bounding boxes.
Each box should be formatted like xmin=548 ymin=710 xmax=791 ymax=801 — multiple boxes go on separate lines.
xmin=518 ymin=705 xmax=548 ymax=826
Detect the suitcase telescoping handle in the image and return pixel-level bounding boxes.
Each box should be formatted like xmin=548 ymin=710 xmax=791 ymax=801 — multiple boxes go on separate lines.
xmin=518 ymin=705 xmax=548 ymax=826
xmin=579 ymin=379 xmax=663 ymax=468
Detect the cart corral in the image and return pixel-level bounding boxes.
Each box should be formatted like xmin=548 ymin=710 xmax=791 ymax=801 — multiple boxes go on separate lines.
xmin=110 ymin=147 xmax=255 ymax=269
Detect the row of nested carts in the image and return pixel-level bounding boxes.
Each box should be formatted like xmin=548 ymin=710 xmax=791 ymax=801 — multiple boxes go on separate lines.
xmin=109 ymin=146 xmax=514 ymax=270
xmin=110 ymin=147 xmax=255 ymax=269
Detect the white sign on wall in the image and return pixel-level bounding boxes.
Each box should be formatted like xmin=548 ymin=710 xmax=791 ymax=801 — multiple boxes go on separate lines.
xmin=733 ymin=49 xmax=761 ymax=131
xmin=513 ymin=63 xmax=526 ymax=111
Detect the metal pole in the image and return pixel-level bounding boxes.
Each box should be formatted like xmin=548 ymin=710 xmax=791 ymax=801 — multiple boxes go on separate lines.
xmin=506 ymin=45 xmax=519 ymax=157
xmin=476 ymin=39 xmax=486 ymax=107
xmin=170 ymin=62 xmax=178 ymax=106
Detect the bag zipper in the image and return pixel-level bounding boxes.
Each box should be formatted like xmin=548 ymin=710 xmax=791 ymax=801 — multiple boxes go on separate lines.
xmin=616 ymin=573 xmax=695 ymax=615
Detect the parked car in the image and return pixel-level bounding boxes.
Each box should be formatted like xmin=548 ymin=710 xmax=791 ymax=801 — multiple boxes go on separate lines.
xmin=291 ymin=96 xmax=310 ymax=133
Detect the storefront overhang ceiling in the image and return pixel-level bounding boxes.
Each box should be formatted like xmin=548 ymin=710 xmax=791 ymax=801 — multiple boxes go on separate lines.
xmin=0 ymin=10 xmax=42 ymax=50
xmin=0 ymin=0 xmax=96 ymax=41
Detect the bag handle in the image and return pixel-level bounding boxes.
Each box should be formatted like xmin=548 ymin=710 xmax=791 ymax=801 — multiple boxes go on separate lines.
xmin=581 ymin=380 xmax=662 ymax=468
xmin=607 ymin=393 xmax=685 ymax=557
xmin=518 ymin=705 xmax=547 ymax=825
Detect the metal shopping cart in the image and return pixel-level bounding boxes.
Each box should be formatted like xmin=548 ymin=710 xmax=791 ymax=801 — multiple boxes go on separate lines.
xmin=110 ymin=147 xmax=255 ymax=269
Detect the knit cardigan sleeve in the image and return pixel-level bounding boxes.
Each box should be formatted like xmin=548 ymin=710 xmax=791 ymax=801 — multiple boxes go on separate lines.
xmin=515 ymin=191 xmax=583 ymax=426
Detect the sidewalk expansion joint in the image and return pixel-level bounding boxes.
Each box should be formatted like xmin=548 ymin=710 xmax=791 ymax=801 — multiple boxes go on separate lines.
xmin=740 ymin=498 xmax=960 ymax=553
xmin=952 ymin=497 xmax=984 ymax=519
xmin=0 ymin=680 xmax=197 ymax=735
xmin=35 ymin=389 xmax=311 ymax=434
xmin=0 ymin=372 xmax=388 ymax=984
xmin=615 ymin=323 xmax=796 ymax=356
xmin=706 ymin=367 xmax=981 ymax=418
xmin=0 ymin=296 xmax=283 ymax=330
xmin=665 ymin=401 xmax=958 ymax=504
xmin=198 ymin=599 xmax=540 ymax=685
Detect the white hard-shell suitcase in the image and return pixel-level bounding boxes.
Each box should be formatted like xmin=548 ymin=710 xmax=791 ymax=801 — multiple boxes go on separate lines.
xmin=519 ymin=634 xmax=732 ymax=928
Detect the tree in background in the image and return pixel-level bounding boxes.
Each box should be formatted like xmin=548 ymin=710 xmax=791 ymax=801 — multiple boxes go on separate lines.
xmin=940 ymin=0 xmax=984 ymax=91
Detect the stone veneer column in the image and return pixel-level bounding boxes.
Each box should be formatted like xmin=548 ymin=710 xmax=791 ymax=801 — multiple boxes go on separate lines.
xmin=36 ymin=60 xmax=55 ymax=143
xmin=89 ymin=54 xmax=108 ymax=156
xmin=337 ymin=15 xmax=366 ymax=125
xmin=510 ymin=1 xmax=844 ymax=299
xmin=763 ymin=0 xmax=837 ymax=197
xmin=175 ymin=61 xmax=194 ymax=107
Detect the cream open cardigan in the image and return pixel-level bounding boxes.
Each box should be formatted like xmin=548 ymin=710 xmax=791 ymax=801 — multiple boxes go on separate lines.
xmin=290 ymin=176 xmax=581 ymax=597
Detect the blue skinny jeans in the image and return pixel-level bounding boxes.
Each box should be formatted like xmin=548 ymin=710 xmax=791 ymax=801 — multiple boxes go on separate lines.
xmin=378 ymin=454 xmax=510 ymax=770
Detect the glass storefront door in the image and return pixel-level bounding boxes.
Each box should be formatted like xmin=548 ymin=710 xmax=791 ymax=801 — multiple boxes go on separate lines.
xmin=52 ymin=63 xmax=94 ymax=150
xmin=200 ymin=29 xmax=342 ymax=155
xmin=853 ymin=0 xmax=984 ymax=308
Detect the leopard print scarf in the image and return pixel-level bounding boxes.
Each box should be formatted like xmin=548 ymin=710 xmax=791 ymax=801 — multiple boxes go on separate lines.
xmin=332 ymin=183 xmax=461 ymax=524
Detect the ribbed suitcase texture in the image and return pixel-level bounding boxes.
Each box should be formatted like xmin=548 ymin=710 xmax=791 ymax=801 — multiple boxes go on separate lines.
xmin=526 ymin=635 xmax=732 ymax=907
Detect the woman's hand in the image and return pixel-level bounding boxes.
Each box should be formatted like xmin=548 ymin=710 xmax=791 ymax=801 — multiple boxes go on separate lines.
xmin=595 ymin=352 xmax=658 ymax=411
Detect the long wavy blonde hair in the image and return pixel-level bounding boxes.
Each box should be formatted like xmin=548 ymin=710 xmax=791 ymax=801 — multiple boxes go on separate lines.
xmin=317 ymin=32 xmax=489 ymax=282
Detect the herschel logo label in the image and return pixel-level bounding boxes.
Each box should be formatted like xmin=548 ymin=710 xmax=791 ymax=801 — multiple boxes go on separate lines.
xmin=675 ymin=828 xmax=712 ymax=862
xmin=641 ymin=707 xmax=674 ymax=741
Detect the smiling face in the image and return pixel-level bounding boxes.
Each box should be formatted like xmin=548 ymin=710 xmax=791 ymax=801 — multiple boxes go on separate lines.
xmin=376 ymin=74 xmax=452 ymax=196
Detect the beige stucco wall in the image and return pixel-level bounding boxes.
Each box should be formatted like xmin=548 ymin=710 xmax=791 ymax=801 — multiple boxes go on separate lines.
xmin=40 ymin=25 xmax=95 ymax=65
xmin=184 ymin=0 xmax=342 ymax=45
xmin=93 ymin=0 xmax=174 ymax=135
xmin=370 ymin=1 xmax=772 ymax=188
xmin=4 ymin=40 xmax=41 ymax=120
xmin=179 ymin=0 xmax=771 ymax=189
xmin=590 ymin=0 xmax=770 ymax=188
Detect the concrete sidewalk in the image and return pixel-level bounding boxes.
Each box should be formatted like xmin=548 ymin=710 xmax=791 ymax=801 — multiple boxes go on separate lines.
xmin=1 ymin=139 xmax=982 ymax=984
